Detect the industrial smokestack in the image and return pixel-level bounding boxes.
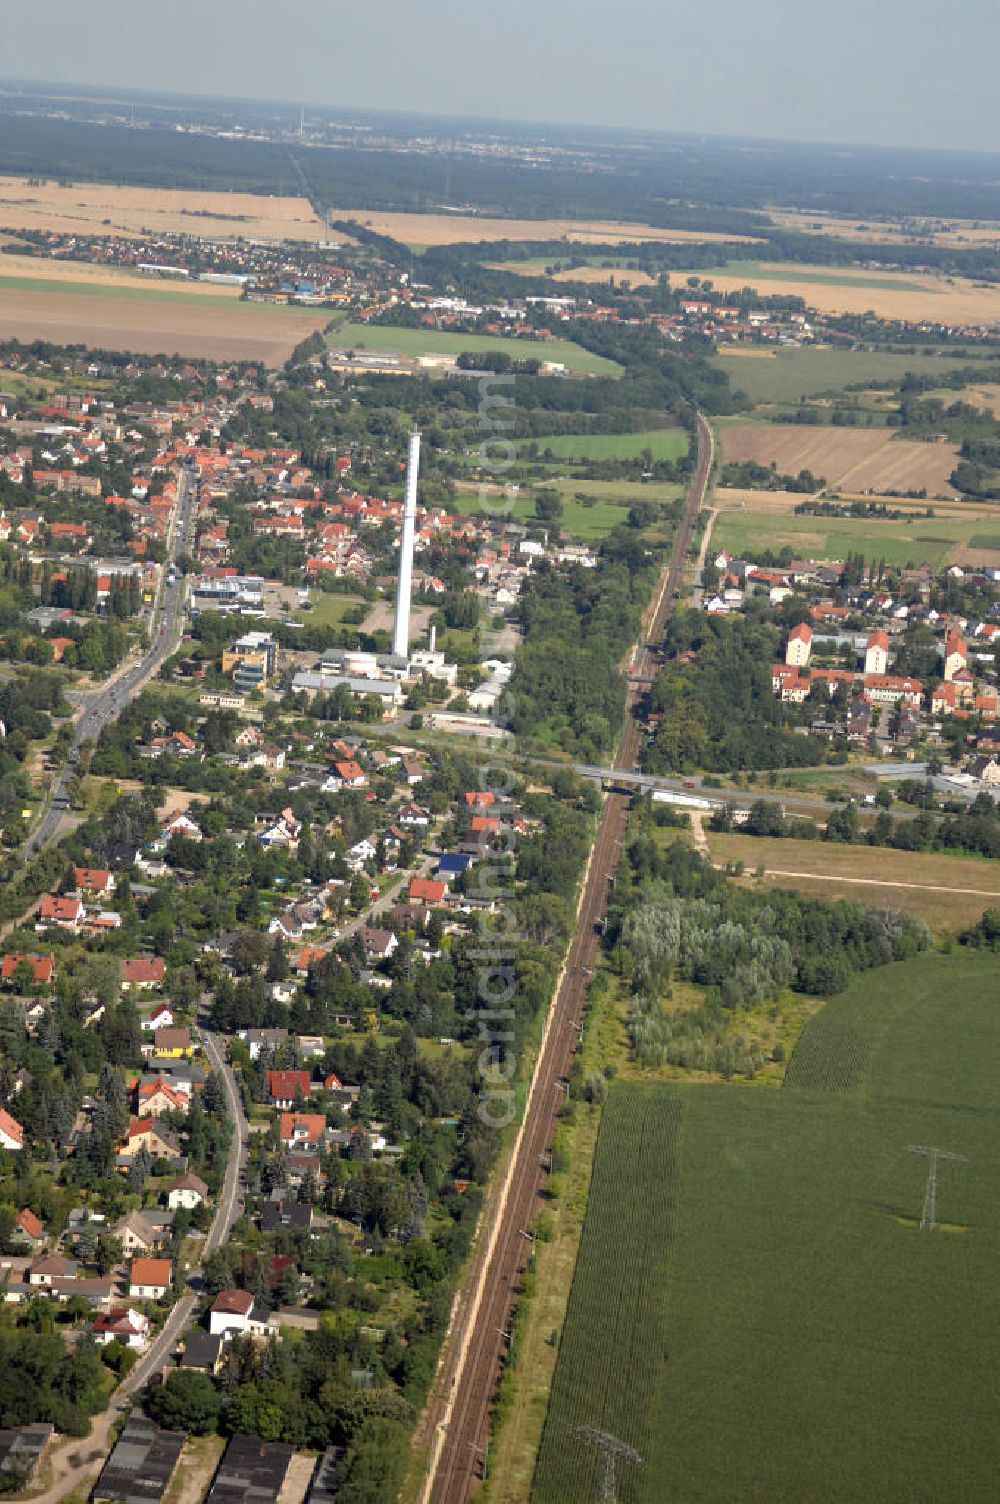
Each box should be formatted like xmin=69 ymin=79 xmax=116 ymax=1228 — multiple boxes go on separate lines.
xmin=392 ymin=430 xmax=421 ymax=660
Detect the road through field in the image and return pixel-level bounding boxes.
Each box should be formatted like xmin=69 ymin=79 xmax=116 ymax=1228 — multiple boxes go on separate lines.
xmin=419 ymin=413 xmax=714 ymax=1504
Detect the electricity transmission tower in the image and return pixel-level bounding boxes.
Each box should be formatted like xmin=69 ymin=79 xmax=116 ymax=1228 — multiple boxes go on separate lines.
xmin=906 ymin=1144 xmax=968 ymax=1231
xmin=575 ymin=1427 xmax=643 ymax=1504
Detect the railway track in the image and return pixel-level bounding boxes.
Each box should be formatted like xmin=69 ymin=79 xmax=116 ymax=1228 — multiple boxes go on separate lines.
xmin=421 ymin=411 xmax=715 ymax=1504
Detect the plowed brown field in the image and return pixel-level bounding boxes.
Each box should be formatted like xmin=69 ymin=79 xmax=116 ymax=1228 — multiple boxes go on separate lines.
xmin=720 ymin=422 xmax=960 ymax=497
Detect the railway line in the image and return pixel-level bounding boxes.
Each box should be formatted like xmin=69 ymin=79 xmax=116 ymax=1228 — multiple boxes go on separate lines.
xmin=421 ymin=411 xmax=715 ymax=1503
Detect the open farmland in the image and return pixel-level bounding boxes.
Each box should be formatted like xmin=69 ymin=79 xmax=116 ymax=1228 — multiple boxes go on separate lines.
xmin=652 ymin=260 xmax=1000 ymax=324
xmin=770 ymin=208 xmax=1000 ymax=248
xmin=712 ymin=345 xmax=1000 ymax=405
xmin=329 ymin=321 xmax=619 ymax=376
xmin=0 ymin=278 xmax=328 ymax=364
xmin=338 ymin=209 xmax=760 ymax=250
xmin=707 ymin=831 xmax=1000 ymax=932
xmin=520 ymin=427 xmax=688 ymax=461
xmin=719 ymin=420 xmax=960 ymax=497
xmin=533 ymin=1088 xmax=682 ymax=1503
xmin=538 ymin=951 xmax=1000 ymax=1503
xmin=0 ymin=177 xmax=325 ymax=240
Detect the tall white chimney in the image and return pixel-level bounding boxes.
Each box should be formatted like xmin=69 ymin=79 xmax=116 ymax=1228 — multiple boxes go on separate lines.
xmin=392 ymin=430 xmax=421 ymax=660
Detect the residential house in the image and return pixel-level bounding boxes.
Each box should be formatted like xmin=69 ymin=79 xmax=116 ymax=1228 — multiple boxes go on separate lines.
xmin=74 ymin=868 xmax=115 ymax=898
xmin=121 ymin=1118 xmax=180 ymax=1161
xmin=1 ymin=954 xmax=56 ymax=989
xmin=0 ymin=1109 xmax=24 ymax=1151
xmin=209 ymin=1289 xmax=272 ymax=1338
xmin=13 ymin=1208 xmax=45 ymax=1250
xmin=128 ymin=1257 xmax=172 ymax=1300
xmin=166 ymin=1172 xmax=209 ymax=1210
xmin=267 ymin=1070 xmax=312 ymax=1109
xmin=152 ymin=1027 xmax=194 ymax=1059
xmin=114 ymin=1212 xmax=163 ymax=1257
xmin=123 ymin=957 xmax=167 ymax=991
xmin=37 ymin=895 xmax=84 ymax=932
xmin=409 ymin=877 xmax=448 ymax=906
xmin=91 ymin=1308 xmax=150 ymax=1349
xmin=139 ymin=1002 xmax=175 ymax=1034
xmin=278 ymin=1113 xmax=327 ymax=1151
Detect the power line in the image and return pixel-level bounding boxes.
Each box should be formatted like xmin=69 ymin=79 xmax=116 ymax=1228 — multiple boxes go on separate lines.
xmin=575 ymin=1427 xmax=643 ymax=1504
xmin=905 ymin=1144 xmax=968 ymax=1231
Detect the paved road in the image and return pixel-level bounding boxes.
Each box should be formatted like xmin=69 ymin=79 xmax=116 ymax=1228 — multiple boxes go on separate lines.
xmin=22 ymin=465 xmax=197 ymax=861
xmin=421 ymin=412 xmax=716 ymax=1503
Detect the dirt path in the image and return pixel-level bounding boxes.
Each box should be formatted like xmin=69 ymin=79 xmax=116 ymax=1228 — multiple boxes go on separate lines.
xmin=690 ymin=810 xmax=710 ymax=858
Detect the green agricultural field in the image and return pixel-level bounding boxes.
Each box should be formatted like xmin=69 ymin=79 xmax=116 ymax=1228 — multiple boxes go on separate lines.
xmin=968 ymin=532 xmax=1000 ymax=549
xmin=519 ymin=427 xmax=688 ymax=462
xmin=536 ymin=951 xmax=1000 ymax=1504
xmin=712 ymin=346 xmax=1000 ymax=405
xmin=328 ymin=322 xmax=621 ymax=377
xmin=712 ymin=506 xmax=977 ymax=567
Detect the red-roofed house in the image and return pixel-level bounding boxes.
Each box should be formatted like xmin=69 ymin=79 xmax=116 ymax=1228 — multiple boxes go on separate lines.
xmin=15 ymin=1207 xmax=45 ymax=1247
xmin=74 ymin=867 xmax=115 ymax=897
xmin=278 ymin=1113 xmax=327 ymax=1150
xmin=267 ymin=1070 xmax=312 ymax=1109
xmin=123 ymin=957 xmax=166 ymax=990
xmin=1 ymin=954 xmax=56 ymax=988
xmin=409 ymin=877 xmax=448 ymax=906
xmin=0 ymin=1108 xmax=24 ymax=1150
xmin=37 ymin=895 xmax=84 ymax=931
xmin=128 ymin=1258 xmax=172 ymax=1300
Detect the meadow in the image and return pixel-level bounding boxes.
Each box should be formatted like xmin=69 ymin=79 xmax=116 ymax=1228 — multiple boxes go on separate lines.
xmin=519 ymin=427 xmax=688 ymax=462
xmin=536 ymin=951 xmax=1000 ymax=1503
xmin=329 ymin=322 xmax=620 ymax=376
xmin=712 ymin=503 xmax=977 ymax=568
xmin=708 ymin=831 xmax=1000 ymax=932
xmin=458 ymin=477 xmax=682 ymax=541
xmin=712 ymin=345 xmax=1000 ymax=406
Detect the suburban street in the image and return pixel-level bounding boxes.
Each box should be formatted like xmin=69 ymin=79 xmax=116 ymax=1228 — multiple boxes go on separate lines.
xmin=22 ymin=465 xmax=197 ymax=862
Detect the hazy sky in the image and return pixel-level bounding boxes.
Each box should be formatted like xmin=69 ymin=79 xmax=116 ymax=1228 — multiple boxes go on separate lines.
xmin=6 ymin=0 xmax=999 ymax=153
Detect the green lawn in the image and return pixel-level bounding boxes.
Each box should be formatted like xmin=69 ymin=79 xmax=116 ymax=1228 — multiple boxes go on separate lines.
xmin=536 ymin=950 xmax=1000 ymax=1504
xmin=712 ymin=346 xmax=1000 ymax=405
xmin=328 ymin=321 xmax=621 ymax=376
xmin=713 ymin=506 xmax=976 ymax=567
xmin=519 ymin=427 xmax=688 ymax=462
xmin=462 ymin=477 xmax=682 ymax=541
xmin=296 ymin=591 xmax=366 ymax=628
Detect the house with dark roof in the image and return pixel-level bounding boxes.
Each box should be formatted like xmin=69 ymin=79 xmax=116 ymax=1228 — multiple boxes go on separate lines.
xmin=206 ymin=1433 xmax=298 ymax=1504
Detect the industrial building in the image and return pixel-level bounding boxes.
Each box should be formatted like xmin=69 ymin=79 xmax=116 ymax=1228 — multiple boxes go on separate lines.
xmin=205 ymin=1432 xmax=300 ymax=1503
xmin=92 ymin=1415 xmax=186 ymax=1504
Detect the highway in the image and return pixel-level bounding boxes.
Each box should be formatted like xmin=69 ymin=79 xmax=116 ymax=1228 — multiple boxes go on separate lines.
xmin=420 ymin=412 xmax=716 ymax=1503
xmin=22 ymin=464 xmax=198 ymax=862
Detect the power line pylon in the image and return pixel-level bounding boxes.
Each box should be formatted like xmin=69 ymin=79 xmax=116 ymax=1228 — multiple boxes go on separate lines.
xmin=906 ymin=1144 xmax=968 ymax=1231
xmin=575 ymin=1427 xmax=643 ymax=1504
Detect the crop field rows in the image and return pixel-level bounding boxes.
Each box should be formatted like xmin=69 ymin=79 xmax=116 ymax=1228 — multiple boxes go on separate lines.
xmin=539 ymin=953 xmax=1000 ymax=1503
xmin=532 ymin=1088 xmax=683 ymax=1503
